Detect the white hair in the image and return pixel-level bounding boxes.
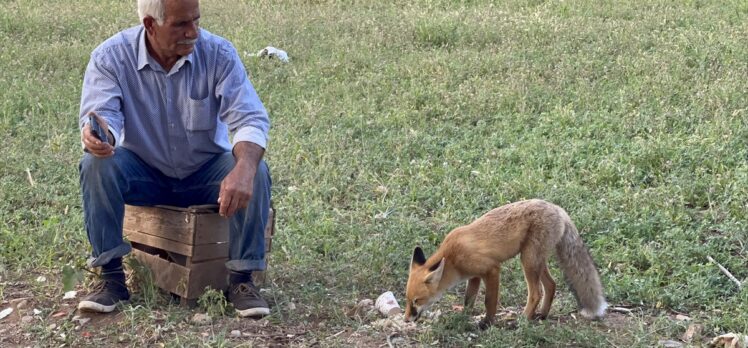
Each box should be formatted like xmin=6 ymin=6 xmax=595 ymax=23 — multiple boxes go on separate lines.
xmin=137 ymin=0 xmax=165 ymax=25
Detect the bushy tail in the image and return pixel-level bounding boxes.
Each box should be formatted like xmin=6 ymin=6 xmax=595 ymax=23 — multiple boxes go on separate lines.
xmin=555 ymin=221 xmax=607 ymax=319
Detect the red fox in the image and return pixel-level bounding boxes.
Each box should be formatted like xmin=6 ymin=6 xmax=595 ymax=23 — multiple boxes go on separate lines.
xmin=405 ymin=199 xmax=607 ymax=328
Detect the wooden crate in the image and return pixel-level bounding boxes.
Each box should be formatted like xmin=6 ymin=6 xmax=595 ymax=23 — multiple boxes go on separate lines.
xmin=123 ymin=204 xmax=275 ymax=304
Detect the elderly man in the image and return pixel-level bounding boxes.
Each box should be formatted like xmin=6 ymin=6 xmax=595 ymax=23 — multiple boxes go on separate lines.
xmin=77 ymin=0 xmax=271 ymax=317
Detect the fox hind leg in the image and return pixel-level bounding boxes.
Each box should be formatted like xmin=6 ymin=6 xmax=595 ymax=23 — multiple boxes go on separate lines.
xmin=520 ymin=253 xmax=543 ymax=320
xmin=537 ymin=264 xmax=556 ymax=319
xmin=464 ymin=277 xmax=481 ymax=310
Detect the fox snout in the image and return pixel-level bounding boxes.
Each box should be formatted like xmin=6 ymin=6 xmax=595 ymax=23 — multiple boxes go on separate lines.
xmin=404 ymin=304 xmax=421 ymax=322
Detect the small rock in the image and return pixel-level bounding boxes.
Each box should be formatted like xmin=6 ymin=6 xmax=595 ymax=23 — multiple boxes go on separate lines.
xmin=287 ymin=302 xmax=296 ymax=311
xmin=47 ymin=323 xmax=57 ymax=330
xmin=709 ymin=333 xmax=748 ymax=348
xmin=12 ymin=299 xmax=29 ymax=310
xmin=675 ymin=314 xmax=691 ymax=321
xmin=230 ymin=330 xmax=241 ymax=338
xmin=36 ymin=276 xmax=47 ymax=282
xmin=191 ymin=313 xmax=211 ymax=325
xmin=21 ymin=316 xmax=34 ymax=324
xmin=33 ymin=309 xmax=42 ymax=316
xmin=657 ymin=339 xmax=683 ymax=348
xmin=72 ymin=315 xmax=91 ymax=326
xmin=681 ymin=323 xmax=703 ymax=343
xmin=389 ymin=335 xmax=407 ymax=346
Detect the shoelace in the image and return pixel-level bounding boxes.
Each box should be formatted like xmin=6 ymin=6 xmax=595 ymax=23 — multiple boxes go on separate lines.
xmin=90 ymin=279 xmax=124 ymax=294
xmin=233 ymin=283 xmax=260 ymax=297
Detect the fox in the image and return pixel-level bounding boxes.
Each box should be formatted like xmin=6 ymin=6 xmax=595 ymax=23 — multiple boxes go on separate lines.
xmin=405 ymin=199 xmax=607 ymax=328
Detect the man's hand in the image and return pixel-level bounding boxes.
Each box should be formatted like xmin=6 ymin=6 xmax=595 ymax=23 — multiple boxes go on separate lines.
xmin=82 ymin=112 xmax=114 ymax=157
xmin=218 ymin=142 xmax=264 ymax=217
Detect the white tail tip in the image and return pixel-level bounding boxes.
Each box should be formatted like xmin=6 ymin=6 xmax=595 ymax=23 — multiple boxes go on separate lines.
xmin=580 ymin=300 xmax=608 ymax=319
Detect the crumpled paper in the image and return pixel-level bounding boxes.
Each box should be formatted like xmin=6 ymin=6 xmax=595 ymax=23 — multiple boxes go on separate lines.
xmin=710 ymin=333 xmax=748 ymax=348
xmin=257 ymin=46 xmax=289 ymax=62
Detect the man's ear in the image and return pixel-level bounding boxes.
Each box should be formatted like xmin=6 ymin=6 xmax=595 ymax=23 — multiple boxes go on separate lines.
xmin=424 ymin=258 xmax=445 ymax=284
xmin=143 ymin=16 xmax=155 ymax=34
xmin=410 ymin=246 xmax=426 ymax=269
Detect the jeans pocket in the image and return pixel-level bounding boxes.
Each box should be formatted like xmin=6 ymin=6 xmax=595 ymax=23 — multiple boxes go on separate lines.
xmin=187 ymin=97 xmax=215 ymax=131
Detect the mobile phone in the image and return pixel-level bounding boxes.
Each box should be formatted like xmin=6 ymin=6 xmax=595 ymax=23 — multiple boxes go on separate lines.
xmin=88 ymin=114 xmax=107 ymax=142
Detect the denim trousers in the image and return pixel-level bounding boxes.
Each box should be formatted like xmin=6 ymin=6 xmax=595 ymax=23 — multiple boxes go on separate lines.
xmin=79 ymin=147 xmax=271 ymax=273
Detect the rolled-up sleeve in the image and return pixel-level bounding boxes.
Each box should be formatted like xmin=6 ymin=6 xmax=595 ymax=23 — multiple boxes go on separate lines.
xmin=79 ymin=50 xmax=125 ymax=146
xmin=214 ymin=44 xmax=270 ymax=149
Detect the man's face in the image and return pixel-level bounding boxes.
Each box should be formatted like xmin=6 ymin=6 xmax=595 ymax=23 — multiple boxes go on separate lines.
xmin=147 ymin=0 xmax=201 ymax=58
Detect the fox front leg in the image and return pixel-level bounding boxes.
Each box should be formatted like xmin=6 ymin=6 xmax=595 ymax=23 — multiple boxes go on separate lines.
xmin=479 ymin=268 xmax=501 ymax=330
xmin=464 ymin=277 xmax=481 ymax=311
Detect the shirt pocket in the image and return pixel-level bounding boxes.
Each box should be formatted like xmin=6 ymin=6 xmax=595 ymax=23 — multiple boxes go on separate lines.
xmin=186 ymin=97 xmax=216 ymax=131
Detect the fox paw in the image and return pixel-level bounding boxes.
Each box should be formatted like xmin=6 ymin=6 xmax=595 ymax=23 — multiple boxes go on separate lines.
xmin=477 ymin=319 xmax=494 ymax=330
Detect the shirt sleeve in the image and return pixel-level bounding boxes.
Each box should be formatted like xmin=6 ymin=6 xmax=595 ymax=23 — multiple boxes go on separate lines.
xmin=79 ymin=49 xmax=125 ymax=147
xmin=214 ymin=43 xmax=270 ymax=149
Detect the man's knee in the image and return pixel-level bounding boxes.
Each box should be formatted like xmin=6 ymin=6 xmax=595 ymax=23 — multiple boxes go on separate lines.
xmin=79 ymin=153 xmax=115 ymax=177
xmin=256 ymin=160 xmax=270 ymax=180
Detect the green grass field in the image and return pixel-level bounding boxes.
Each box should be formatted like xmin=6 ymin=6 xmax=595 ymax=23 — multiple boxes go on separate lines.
xmin=1 ymin=0 xmax=747 ymax=346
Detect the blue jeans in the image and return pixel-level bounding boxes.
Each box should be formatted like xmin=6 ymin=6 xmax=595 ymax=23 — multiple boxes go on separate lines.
xmin=79 ymin=147 xmax=271 ymax=272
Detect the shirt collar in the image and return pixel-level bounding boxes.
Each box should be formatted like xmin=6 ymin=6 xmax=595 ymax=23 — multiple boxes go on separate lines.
xmin=137 ymin=26 xmax=195 ymax=73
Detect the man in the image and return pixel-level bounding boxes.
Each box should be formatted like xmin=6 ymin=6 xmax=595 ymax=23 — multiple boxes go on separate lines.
xmin=77 ymin=0 xmax=271 ymax=318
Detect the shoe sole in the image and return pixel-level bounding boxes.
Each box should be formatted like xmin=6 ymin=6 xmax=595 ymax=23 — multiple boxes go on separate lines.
xmin=236 ymin=307 xmax=270 ymax=317
xmin=78 ymin=300 xmax=124 ymax=313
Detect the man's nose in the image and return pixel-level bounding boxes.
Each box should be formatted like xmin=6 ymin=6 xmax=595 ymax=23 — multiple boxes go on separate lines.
xmin=186 ymin=21 xmax=198 ymax=38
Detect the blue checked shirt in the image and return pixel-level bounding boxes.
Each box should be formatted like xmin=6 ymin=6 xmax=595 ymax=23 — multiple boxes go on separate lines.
xmin=79 ymin=26 xmax=269 ymax=179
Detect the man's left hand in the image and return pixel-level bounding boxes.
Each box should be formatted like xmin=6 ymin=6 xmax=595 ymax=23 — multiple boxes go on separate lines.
xmin=218 ymin=141 xmax=265 ymax=218
xmin=218 ymin=162 xmax=255 ymax=217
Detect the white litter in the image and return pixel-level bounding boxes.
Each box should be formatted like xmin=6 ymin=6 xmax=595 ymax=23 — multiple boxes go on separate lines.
xmin=63 ymin=291 xmax=77 ymax=300
xmin=257 ymin=46 xmax=290 ymax=63
xmin=0 ymin=307 xmax=13 ymax=320
xmin=375 ymin=291 xmax=402 ymax=317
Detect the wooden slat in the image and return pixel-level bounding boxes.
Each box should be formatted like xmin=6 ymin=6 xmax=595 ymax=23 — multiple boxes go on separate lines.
xmin=186 ymin=259 xmax=230 ymax=298
xmin=192 ymin=213 xmax=230 ymax=244
xmin=131 ymin=249 xmax=227 ymax=299
xmin=123 ymin=205 xmax=229 ymax=245
xmin=190 ymin=243 xmax=229 ymax=262
xmin=125 ymin=229 xmax=192 ymax=256
xmin=125 ymin=230 xmax=228 ymax=262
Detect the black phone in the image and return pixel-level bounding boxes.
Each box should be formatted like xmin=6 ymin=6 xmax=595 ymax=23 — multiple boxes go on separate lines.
xmin=88 ymin=114 xmax=107 ymax=142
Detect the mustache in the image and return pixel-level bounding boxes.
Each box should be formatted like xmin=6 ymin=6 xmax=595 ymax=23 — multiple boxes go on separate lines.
xmin=177 ymin=38 xmax=198 ymax=45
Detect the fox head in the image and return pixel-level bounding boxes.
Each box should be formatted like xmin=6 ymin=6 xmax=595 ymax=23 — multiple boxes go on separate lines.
xmin=405 ymin=246 xmax=446 ymax=322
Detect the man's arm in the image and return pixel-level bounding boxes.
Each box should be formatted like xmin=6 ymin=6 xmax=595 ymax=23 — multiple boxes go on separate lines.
xmin=79 ymin=51 xmax=125 ymax=156
xmin=213 ymin=41 xmax=270 ymax=217
xmin=218 ymin=141 xmax=265 ymax=217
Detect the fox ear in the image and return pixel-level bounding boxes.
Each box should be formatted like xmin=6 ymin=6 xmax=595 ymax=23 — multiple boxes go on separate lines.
xmin=411 ymin=246 xmax=426 ymax=268
xmin=424 ymin=258 xmax=445 ymax=284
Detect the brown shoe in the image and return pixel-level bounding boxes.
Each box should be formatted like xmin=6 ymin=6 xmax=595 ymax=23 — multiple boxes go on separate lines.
xmin=78 ymin=279 xmax=130 ymax=313
xmin=227 ymin=282 xmax=269 ymax=317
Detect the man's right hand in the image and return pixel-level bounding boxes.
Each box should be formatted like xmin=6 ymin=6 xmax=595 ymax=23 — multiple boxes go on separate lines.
xmin=82 ymin=112 xmax=114 ymax=157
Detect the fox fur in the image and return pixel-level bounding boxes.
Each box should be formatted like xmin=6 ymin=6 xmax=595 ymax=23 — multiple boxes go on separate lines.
xmin=405 ymin=199 xmax=607 ymax=328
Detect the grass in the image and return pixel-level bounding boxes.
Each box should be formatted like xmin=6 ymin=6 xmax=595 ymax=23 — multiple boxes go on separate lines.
xmin=1 ymin=0 xmax=748 ymax=346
